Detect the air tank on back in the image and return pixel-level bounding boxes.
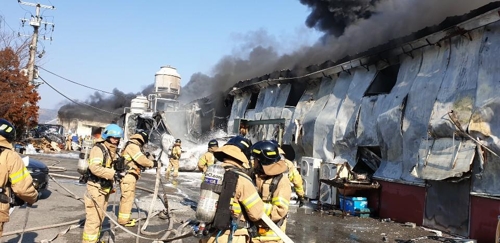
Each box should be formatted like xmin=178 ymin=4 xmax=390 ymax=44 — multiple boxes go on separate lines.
xmin=155 ymin=65 xmax=181 ymax=99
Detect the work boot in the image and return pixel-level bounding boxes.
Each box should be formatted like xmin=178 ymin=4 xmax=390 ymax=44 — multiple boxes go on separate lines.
xmin=122 ymin=219 xmax=137 ymax=227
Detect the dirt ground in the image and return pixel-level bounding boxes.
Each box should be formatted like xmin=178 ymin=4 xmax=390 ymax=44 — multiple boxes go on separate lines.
xmin=1 ymin=153 xmax=462 ymax=243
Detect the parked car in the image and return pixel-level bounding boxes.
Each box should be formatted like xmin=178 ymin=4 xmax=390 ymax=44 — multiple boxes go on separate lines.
xmin=24 ymin=157 xmax=50 ymax=197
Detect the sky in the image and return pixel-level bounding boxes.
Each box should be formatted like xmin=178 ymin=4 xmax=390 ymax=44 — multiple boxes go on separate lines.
xmin=0 ymin=0 xmax=322 ymax=110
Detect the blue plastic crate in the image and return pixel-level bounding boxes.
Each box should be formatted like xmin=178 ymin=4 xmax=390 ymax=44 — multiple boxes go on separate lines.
xmin=339 ymin=195 xmax=368 ymax=214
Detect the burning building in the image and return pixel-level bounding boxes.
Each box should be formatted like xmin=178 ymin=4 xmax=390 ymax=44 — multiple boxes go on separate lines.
xmin=217 ymin=2 xmax=500 ymax=242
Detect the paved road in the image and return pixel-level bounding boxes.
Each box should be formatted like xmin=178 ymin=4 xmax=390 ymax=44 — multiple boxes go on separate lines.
xmin=2 ymin=153 xmax=453 ymax=243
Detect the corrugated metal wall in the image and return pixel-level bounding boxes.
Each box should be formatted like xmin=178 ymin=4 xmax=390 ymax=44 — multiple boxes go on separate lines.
xmin=227 ymin=23 xmax=500 ymax=192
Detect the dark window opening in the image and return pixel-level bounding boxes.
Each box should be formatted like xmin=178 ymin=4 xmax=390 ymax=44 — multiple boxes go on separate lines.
xmin=285 ymin=83 xmax=306 ymax=107
xmin=364 ymin=64 xmax=400 ymax=96
xmin=353 ymin=146 xmax=382 ymax=178
xmin=247 ymin=92 xmax=259 ymax=109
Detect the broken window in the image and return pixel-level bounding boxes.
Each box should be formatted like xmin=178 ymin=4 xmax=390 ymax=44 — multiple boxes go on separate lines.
xmin=364 ymin=64 xmax=400 ymax=96
xmin=285 ymin=83 xmax=306 ymax=107
xmin=247 ymin=92 xmax=259 ymax=109
xmin=353 ymin=146 xmax=382 ymax=178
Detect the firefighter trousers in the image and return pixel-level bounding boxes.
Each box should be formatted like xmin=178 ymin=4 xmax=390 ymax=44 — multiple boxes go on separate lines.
xmin=0 ymin=221 xmax=3 ymax=239
xmin=202 ymin=234 xmax=249 ymax=243
xmin=118 ymin=173 xmax=137 ymax=225
xmin=165 ymin=159 xmax=179 ymax=178
xmin=82 ymin=185 xmax=110 ymax=243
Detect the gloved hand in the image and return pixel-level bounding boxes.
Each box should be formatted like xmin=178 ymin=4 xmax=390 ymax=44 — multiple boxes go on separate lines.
xmin=114 ymin=172 xmax=125 ymax=181
xmin=152 ymin=160 xmax=159 ymax=168
xmin=298 ymin=196 xmax=305 ymax=208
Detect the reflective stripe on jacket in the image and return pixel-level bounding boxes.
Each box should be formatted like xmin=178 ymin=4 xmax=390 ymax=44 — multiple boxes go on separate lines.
xmin=0 ymin=138 xmax=38 ymax=222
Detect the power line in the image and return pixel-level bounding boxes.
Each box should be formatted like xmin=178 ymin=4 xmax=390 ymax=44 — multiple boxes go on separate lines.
xmin=37 ymin=66 xmax=114 ymax=95
xmin=38 ymin=75 xmax=121 ymax=116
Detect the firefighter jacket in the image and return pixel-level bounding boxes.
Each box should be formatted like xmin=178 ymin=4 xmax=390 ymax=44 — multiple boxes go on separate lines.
xmin=170 ymin=145 xmax=181 ymax=160
xmin=197 ymin=151 xmax=215 ymax=173
xmin=121 ymin=135 xmax=154 ymax=177
xmin=220 ymin=159 xmax=265 ymax=237
xmin=0 ymin=137 xmax=38 ymax=223
xmin=87 ymin=139 xmax=118 ymax=193
xmin=254 ymin=164 xmax=291 ymax=241
xmin=284 ymin=159 xmax=304 ymax=198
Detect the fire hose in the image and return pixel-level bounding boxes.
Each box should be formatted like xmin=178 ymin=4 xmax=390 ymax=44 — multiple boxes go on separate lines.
xmin=3 ymin=171 xmax=192 ymax=242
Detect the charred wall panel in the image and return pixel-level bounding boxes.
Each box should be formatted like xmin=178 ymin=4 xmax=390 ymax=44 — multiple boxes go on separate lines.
xmin=260 ymin=84 xmax=291 ymax=140
xmin=286 ymin=82 xmax=320 ymax=159
xmin=313 ymin=73 xmax=352 ymax=161
xmin=428 ymin=28 xmax=484 ymax=138
xmin=469 ymin=195 xmax=500 ymax=242
xmin=472 ymin=152 xmax=500 ymax=196
xmin=227 ymin=92 xmax=251 ymax=134
xmin=469 ymin=22 xmax=500 ymax=162
xmin=375 ymin=52 xmax=423 ymax=182
xmin=253 ymin=89 xmax=267 ymax=121
xmin=333 ymin=67 xmax=376 ymax=166
xmin=301 ymin=77 xmax=337 ymax=158
xmin=424 ymin=179 xmax=471 ymax=236
xmin=397 ymin=43 xmax=451 ymax=182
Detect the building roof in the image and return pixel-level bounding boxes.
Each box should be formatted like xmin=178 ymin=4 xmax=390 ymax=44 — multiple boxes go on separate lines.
xmin=229 ymin=1 xmax=500 ymax=96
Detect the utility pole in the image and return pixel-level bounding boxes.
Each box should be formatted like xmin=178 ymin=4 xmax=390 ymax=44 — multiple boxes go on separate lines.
xmin=18 ymin=1 xmax=55 ymax=86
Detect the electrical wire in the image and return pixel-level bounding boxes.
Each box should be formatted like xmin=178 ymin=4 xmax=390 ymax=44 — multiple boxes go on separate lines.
xmin=37 ymin=66 xmax=115 ymax=95
xmin=38 ymin=75 xmax=121 ymax=116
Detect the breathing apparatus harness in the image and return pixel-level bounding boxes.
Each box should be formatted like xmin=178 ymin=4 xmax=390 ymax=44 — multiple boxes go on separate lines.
xmin=80 ymin=142 xmax=125 ymax=187
xmin=0 ymin=146 xmax=33 ymax=207
xmin=121 ymin=140 xmax=149 ymax=174
xmin=193 ymin=165 xmax=256 ymax=243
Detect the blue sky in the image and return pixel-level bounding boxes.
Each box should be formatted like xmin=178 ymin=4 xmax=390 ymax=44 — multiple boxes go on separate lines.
xmin=0 ymin=1 xmax=322 ymax=109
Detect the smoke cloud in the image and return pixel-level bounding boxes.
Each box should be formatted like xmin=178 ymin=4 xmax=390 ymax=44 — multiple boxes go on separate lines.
xmin=180 ymin=0 xmax=495 ymax=103
xmin=57 ymin=85 xmax=153 ymax=123
xmin=59 ymin=0 xmax=497 ymax=120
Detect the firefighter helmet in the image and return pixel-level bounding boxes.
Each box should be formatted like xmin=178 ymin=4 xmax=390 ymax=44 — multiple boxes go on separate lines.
xmin=136 ymin=129 xmax=149 ymax=144
xmin=0 ymin=119 xmax=16 ymax=143
xmin=226 ymin=136 xmax=252 ymax=159
xmin=251 ymin=140 xmax=280 ymax=165
xmin=208 ymin=139 xmax=218 ymax=148
xmin=102 ymin=124 xmax=123 ymax=140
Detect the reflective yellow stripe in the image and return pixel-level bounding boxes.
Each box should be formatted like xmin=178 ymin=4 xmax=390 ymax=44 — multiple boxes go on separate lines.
xmin=272 ymin=197 xmax=289 ymax=209
xmin=9 ymin=167 xmax=29 ymax=184
xmin=118 ymin=212 xmax=131 ymax=219
xmin=90 ymin=158 xmax=103 ymax=165
xmin=242 ymin=192 xmax=260 ymax=210
xmin=295 ymin=187 xmax=304 ymax=194
xmin=132 ymin=152 xmax=143 ymax=160
xmin=263 ymin=203 xmax=272 ymax=216
xmin=232 ymin=203 xmax=242 ymax=214
xmin=82 ymin=232 xmax=99 ymax=241
xmin=123 ymin=154 xmax=132 ymax=161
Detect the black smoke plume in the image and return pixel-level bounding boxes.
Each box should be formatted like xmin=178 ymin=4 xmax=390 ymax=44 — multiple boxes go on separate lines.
xmin=57 ymin=85 xmax=153 ymax=123
xmin=300 ymin=0 xmax=380 ymax=37
xmin=58 ymin=0 xmax=496 ymax=120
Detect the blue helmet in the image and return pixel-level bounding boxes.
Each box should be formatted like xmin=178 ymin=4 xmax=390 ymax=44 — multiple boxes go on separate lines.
xmin=101 ymin=124 xmax=123 ymax=140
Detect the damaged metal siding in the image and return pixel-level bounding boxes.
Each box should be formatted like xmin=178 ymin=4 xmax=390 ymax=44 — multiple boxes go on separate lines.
xmin=314 ymin=73 xmax=353 ymax=162
xmin=302 ymin=77 xmax=338 ymax=158
xmin=373 ymin=52 xmax=424 ymax=182
xmin=227 ymin=92 xmax=251 ymax=133
xmin=428 ymin=28 xmax=484 ymax=138
xmin=333 ymin=67 xmax=377 ymax=167
xmin=283 ymin=82 xmax=320 ymax=148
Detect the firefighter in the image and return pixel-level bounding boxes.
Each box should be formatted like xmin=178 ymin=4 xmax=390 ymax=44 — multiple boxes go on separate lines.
xmin=65 ymin=133 xmax=72 ymax=150
xmin=201 ymin=136 xmax=265 ymax=243
xmin=117 ymin=130 xmax=158 ymax=227
xmin=165 ymin=138 xmax=182 ymax=180
xmin=251 ymin=141 xmax=291 ymax=243
xmin=270 ymin=140 xmax=305 ymax=207
xmin=0 ymin=119 xmax=38 ymax=238
xmin=197 ymin=139 xmax=218 ymax=173
xmin=82 ymin=124 xmax=124 ymax=243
